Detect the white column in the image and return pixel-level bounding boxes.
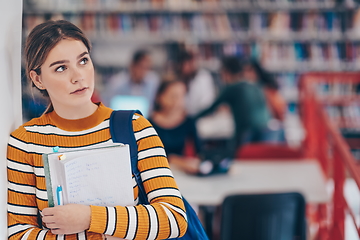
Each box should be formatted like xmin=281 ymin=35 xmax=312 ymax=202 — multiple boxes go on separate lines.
xmin=0 ymin=2 xmax=23 ymax=239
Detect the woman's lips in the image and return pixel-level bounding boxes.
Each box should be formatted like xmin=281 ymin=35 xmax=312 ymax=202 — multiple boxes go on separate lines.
xmin=71 ymin=87 xmax=88 ymax=94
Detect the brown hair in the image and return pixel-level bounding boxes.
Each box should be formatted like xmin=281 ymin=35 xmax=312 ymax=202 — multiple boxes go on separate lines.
xmin=25 ymin=20 xmax=91 ymax=112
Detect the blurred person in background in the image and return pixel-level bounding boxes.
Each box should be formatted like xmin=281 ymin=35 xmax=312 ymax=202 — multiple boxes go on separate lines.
xmin=196 ymin=56 xmax=273 ymax=149
xmin=174 ymin=49 xmax=217 ymax=116
xmin=102 ymin=49 xmax=160 ymax=115
xmin=149 ymin=80 xmax=202 ymax=174
xmin=242 ymin=58 xmax=287 ymax=142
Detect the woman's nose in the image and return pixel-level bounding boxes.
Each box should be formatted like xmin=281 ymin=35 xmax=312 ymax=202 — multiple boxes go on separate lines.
xmin=71 ymin=67 xmax=83 ymax=84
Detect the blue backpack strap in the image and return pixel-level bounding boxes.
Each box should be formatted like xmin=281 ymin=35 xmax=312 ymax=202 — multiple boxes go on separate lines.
xmin=110 ymin=110 xmax=209 ymax=240
xmin=109 ymin=110 xmax=140 ymax=171
xmin=109 ymin=110 xmax=149 ymax=204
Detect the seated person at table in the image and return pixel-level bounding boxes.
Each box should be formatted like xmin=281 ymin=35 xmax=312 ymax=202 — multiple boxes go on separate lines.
xmin=241 ymin=58 xmax=287 ymax=143
xmin=174 ymin=48 xmax=217 ymax=116
xmin=102 ymin=49 xmax=160 ymax=115
xmin=196 ymin=56 xmax=272 ymax=148
xmin=149 ymin=80 xmax=202 ymax=174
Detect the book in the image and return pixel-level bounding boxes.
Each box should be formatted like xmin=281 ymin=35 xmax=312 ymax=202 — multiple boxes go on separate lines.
xmin=42 ymin=144 xmax=134 ymax=207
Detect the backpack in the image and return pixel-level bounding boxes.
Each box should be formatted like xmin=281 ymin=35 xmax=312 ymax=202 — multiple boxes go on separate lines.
xmin=109 ymin=110 xmax=209 ymax=240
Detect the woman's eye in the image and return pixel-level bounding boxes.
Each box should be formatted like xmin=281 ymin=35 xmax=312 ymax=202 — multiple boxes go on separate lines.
xmin=55 ymin=66 xmax=66 ymax=72
xmin=80 ymin=57 xmax=88 ymax=65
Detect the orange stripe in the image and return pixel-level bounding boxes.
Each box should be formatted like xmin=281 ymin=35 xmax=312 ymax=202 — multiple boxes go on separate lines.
xmin=138 ymin=157 xmax=170 ymax=171
xmin=113 ymin=206 xmax=130 ymax=238
xmin=144 ymin=177 xmax=179 ymax=193
xmin=24 ymin=129 xmax=111 ymax=147
xmin=134 ymin=205 xmax=150 ymax=239
xmin=154 ymin=204 xmax=171 ymax=239
xmin=7 ymin=169 xmax=35 ymax=186
xmin=8 ymin=191 xmax=36 ymax=206
xmin=89 ymin=205 xmax=107 ymax=234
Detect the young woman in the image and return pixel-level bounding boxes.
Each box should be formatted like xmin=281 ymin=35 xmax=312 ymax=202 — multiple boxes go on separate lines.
xmin=8 ymin=20 xmax=187 ymax=240
xmin=242 ymin=59 xmax=287 ymax=123
xmin=149 ymin=80 xmax=202 ymax=174
xmin=241 ymin=58 xmax=287 ymax=142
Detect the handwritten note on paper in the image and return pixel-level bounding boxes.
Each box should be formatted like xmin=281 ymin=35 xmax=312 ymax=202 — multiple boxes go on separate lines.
xmin=62 ymin=145 xmax=134 ymax=207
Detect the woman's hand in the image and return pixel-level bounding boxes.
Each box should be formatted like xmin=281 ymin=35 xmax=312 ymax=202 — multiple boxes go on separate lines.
xmin=42 ymin=204 xmax=91 ymax=235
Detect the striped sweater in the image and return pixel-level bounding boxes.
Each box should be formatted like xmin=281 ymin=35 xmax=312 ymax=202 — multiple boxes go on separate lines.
xmin=7 ymin=103 xmax=187 ymax=240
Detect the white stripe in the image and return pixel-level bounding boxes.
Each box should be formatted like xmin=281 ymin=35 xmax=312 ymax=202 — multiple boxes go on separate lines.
xmin=24 ymin=120 xmax=109 ymax=136
xmin=8 ymin=204 xmax=37 ymax=216
xmin=161 ymin=204 xmax=179 ymax=238
xmin=20 ymin=228 xmax=34 ymax=240
xmin=138 ymin=148 xmax=166 ymax=160
xmin=104 ymin=207 xmax=116 ymax=235
xmin=34 ymin=167 xmax=45 ymax=177
xmin=159 ymin=202 xmax=187 ymax=221
xmin=56 ymin=234 xmax=65 ymax=240
xmin=141 ymin=168 xmax=173 ymax=182
xmin=27 ymin=139 xmax=115 ymax=155
xmin=134 ymin=127 xmax=157 ymax=141
xmin=8 ymin=136 xmax=28 ymax=152
xmin=132 ymin=115 xmax=140 ymax=120
xmin=7 ymin=160 xmax=33 ymax=173
xmin=8 ymin=182 xmax=35 ymax=195
xmin=36 ymin=189 xmax=48 ymax=201
xmin=144 ymin=205 xmax=158 ymax=240
xmin=77 ymin=231 xmax=86 ymax=240
xmin=36 ymin=229 xmax=48 ymax=240
xmin=125 ymin=207 xmax=137 ymax=239
xmin=147 ymin=188 xmax=182 ymax=202
xmin=8 ymin=224 xmax=35 ymax=237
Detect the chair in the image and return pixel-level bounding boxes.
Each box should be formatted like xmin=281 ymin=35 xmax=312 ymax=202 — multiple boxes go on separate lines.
xmin=236 ymin=143 xmax=304 ymax=160
xmin=220 ymin=192 xmax=306 ymax=240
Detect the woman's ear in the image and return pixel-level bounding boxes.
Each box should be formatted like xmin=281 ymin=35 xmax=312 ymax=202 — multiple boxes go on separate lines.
xmin=29 ymin=70 xmax=45 ymax=90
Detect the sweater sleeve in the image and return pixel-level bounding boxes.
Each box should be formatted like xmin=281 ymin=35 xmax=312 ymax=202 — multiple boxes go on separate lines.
xmin=88 ymin=114 xmax=188 ymax=239
xmin=7 ymin=126 xmax=103 ymax=240
xmin=195 ymin=86 xmax=229 ymax=120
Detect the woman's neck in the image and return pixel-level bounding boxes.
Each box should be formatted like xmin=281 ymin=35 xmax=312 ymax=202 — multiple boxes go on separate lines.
xmin=52 ymin=102 xmax=98 ymax=120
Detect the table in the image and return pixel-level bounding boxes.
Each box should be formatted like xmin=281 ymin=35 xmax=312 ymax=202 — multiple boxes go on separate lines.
xmin=173 ymin=159 xmax=329 ymax=205
xmin=172 ymin=159 xmax=329 ymax=239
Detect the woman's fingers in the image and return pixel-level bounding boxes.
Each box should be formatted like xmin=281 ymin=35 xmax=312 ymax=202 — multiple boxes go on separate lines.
xmin=41 ymin=204 xmax=91 ymax=234
xmin=42 ymin=215 xmax=56 ymax=224
xmin=42 ymin=207 xmax=56 ymax=216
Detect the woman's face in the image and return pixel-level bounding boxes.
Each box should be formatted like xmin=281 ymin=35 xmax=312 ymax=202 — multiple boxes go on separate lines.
xmin=158 ymin=82 xmax=186 ymax=112
xmin=31 ymin=39 xmax=95 ymax=112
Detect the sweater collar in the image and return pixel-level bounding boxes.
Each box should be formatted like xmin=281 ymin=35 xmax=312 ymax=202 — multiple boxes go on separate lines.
xmin=47 ymin=103 xmax=112 ymax=131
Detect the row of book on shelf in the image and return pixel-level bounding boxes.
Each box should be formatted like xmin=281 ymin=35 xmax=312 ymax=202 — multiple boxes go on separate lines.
xmin=25 ymin=0 xmax=346 ymax=12
xmin=316 ymin=81 xmax=360 ymax=98
xmin=316 ymin=80 xmax=360 ymax=132
xmin=326 ymin=104 xmax=360 ymax=131
xmin=196 ymin=42 xmax=360 ymax=71
xmin=23 ymin=10 xmax=360 ymax=39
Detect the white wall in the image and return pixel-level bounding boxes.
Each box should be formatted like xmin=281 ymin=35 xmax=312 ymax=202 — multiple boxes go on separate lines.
xmin=0 ymin=2 xmax=23 ymax=239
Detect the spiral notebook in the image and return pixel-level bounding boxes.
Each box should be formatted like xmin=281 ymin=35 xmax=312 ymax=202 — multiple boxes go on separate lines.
xmin=42 ymin=144 xmax=134 ymax=207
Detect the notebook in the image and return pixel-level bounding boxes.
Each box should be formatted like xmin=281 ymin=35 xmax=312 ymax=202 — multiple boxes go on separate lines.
xmin=42 ymin=144 xmax=134 ymax=207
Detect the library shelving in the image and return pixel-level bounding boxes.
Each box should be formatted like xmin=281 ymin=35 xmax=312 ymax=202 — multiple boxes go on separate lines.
xmin=299 ymin=72 xmax=360 ymax=163
xmin=22 ymin=0 xmax=360 ymax=105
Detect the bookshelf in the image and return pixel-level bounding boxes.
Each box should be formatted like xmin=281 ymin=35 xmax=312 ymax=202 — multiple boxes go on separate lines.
xmin=300 ymin=72 xmax=360 ymax=163
xmin=22 ymin=0 xmax=360 ymax=105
